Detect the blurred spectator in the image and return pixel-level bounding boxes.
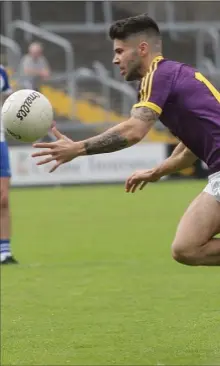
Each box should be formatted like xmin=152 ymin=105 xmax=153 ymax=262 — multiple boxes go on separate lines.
xmin=19 ymin=42 xmax=51 ymax=91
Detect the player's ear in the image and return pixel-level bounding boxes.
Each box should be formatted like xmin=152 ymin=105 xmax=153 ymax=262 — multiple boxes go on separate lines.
xmin=139 ymin=42 xmax=149 ymax=57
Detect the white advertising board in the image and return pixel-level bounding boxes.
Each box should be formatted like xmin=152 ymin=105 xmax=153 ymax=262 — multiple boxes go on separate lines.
xmin=9 ymin=143 xmax=166 ymax=187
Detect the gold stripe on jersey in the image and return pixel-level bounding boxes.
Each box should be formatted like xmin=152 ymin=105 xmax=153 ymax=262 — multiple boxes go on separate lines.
xmin=139 ymin=60 xmax=154 ymax=102
xmin=132 ymin=101 xmax=162 ymax=114
xmin=139 ymin=63 xmax=153 ymax=102
xmin=146 ymin=61 xmax=159 ymax=101
xmin=139 ymin=56 xmax=163 ymax=103
xmin=142 ymin=72 xmax=150 ymax=101
xmin=195 ymin=72 xmax=220 ymax=103
xmin=144 ymin=61 xmax=157 ymax=101
xmin=140 ymin=76 xmax=146 ymax=102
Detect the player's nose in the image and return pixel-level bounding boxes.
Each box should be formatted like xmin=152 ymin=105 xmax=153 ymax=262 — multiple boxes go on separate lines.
xmin=112 ymin=55 xmax=120 ymax=64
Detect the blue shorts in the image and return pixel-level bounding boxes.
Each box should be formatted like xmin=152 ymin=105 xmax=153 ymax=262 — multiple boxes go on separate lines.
xmin=0 ymin=141 xmax=11 ymax=177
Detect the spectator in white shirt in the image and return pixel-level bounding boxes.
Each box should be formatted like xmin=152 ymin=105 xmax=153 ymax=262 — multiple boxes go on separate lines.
xmin=19 ymin=42 xmax=51 ymax=91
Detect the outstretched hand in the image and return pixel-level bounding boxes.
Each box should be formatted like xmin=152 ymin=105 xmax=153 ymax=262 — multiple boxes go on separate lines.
xmin=32 ymin=127 xmax=78 ymax=173
xmin=125 ymin=168 xmax=161 ymax=193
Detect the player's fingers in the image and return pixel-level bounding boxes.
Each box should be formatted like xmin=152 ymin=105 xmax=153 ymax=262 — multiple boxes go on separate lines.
xmin=33 ymin=142 xmax=56 ymax=148
xmin=49 ymin=160 xmax=62 ymax=173
xmin=52 ymin=127 xmax=63 ymax=139
xmin=32 ymin=149 xmax=52 ymax=157
xmin=125 ymin=177 xmax=132 ymax=191
xmin=125 ymin=175 xmax=136 ymax=192
xmin=139 ymin=181 xmax=148 ymax=190
xmin=131 ymin=181 xmax=140 ymax=193
xmin=128 ymin=176 xmax=141 ymax=192
xmin=125 ymin=181 xmax=131 ymax=192
xmin=36 ymin=156 xmax=54 ymax=166
xmin=125 ymin=184 xmax=132 ymax=192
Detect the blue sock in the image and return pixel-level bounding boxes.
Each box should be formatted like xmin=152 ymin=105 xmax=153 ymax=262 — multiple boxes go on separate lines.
xmin=0 ymin=240 xmax=11 ymax=257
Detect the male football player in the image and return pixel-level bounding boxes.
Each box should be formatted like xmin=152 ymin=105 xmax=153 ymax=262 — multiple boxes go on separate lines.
xmin=32 ymin=14 xmax=220 ymax=266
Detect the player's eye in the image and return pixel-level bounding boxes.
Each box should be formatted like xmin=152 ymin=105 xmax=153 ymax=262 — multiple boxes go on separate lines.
xmin=115 ymin=49 xmax=123 ymax=55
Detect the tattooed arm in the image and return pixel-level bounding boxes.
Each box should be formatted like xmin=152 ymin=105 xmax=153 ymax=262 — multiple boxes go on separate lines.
xmin=83 ymin=107 xmax=158 ymax=155
xmin=32 ymin=107 xmax=158 ymax=172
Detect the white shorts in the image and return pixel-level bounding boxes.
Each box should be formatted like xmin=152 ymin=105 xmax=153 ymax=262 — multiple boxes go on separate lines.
xmin=204 ymin=171 xmax=220 ymax=202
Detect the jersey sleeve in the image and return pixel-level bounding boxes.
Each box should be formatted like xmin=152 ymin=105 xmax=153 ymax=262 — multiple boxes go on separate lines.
xmin=133 ymin=62 xmax=174 ymax=116
xmin=0 ymin=66 xmax=12 ymax=95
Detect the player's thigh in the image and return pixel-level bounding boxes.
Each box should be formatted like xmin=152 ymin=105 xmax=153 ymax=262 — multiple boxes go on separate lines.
xmin=0 ymin=176 xmax=10 ymax=193
xmin=0 ymin=177 xmax=10 ymax=209
xmin=172 ymin=191 xmax=220 ymax=250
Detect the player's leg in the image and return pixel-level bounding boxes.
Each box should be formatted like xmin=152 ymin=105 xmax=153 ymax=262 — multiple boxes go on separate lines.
xmin=0 ymin=141 xmax=18 ymax=264
xmin=0 ymin=176 xmax=11 ymax=260
xmin=171 ymin=190 xmax=220 ymax=266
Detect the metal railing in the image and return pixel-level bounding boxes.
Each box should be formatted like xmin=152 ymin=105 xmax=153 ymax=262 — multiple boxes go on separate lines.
xmin=199 ymin=58 xmax=220 ymax=88
xmin=20 ymin=1 xmax=32 ymax=43
xmin=3 ymin=1 xmax=32 ymax=40
xmin=200 ymin=58 xmax=220 ymax=76
xmin=194 ymin=28 xmax=220 ymax=69
xmin=7 ymin=20 xmax=75 ymax=113
xmin=0 ymin=34 xmax=22 ymax=71
xmin=85 ymin=1 xmax=113 ymax=34
xmin=93 ymin=61 xmax=135 ymax=114
xmin=41 ymin=20 xmax=220 ymax=86
xmin=73 ymin=63 xmax=135 ymax=118
xmin=40 ymin=20 xmax=220 ymax=33
xmin=40 ymin=20 xmax=220 ymax=68
xmin=9 ymin=62 xmax=135 ymax=122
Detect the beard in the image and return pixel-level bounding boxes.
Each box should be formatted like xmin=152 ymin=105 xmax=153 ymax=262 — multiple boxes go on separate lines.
xmin=125 ymin=53 xmax=142 ymax=81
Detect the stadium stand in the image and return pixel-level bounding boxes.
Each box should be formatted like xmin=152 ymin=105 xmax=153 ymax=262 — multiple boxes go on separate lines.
xmin=1 ymin=1 xmax=219 ymax=143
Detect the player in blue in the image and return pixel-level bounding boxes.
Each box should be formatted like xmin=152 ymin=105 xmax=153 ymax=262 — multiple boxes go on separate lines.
xmin=0 ymin=65 xmax=18 ymax=264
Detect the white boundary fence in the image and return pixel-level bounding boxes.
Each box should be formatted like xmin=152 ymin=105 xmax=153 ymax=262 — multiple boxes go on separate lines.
xmin=9 ymin=143 xmax=166 ymax=187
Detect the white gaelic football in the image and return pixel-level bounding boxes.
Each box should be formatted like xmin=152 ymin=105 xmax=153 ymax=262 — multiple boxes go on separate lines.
xmin=1 ymin=89 xmax=53 ymax=142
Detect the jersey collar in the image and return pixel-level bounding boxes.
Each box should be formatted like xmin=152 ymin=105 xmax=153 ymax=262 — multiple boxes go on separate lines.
xmin=149 ymin=55 xmax=164 ymax=69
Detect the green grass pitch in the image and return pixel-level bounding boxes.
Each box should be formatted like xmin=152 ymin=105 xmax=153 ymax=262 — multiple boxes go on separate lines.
xmin=1 ymin=181 xmax=220 ymax=365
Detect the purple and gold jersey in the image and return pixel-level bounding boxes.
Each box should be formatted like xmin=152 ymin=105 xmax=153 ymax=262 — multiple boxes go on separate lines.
xmin=133 ymin=56 xmax=220 ymax=174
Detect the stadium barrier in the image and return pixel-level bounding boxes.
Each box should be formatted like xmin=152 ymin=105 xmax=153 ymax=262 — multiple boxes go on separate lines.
xmin=8 ymin=143 xmax=208 ymax=188
xmin=9 ymin=143 xmax=166 ymax=187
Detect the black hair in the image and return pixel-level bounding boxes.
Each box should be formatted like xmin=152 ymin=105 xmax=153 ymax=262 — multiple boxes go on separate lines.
xmin=109 ymin=13 xmax=160 ymax=41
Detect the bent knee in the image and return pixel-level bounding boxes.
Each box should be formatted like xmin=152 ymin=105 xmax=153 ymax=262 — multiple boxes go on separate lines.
xmin=171 ymin=242 xmax=200 ymax=266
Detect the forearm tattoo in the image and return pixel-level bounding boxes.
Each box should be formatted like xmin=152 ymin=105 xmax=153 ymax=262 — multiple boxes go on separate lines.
xmin=131 ymin=107 xmax=159 ymax=124
xmin=84 ymin=131 xmax=129 ymax=155
xmin=84 ymin=107 xmax=158 ymax=155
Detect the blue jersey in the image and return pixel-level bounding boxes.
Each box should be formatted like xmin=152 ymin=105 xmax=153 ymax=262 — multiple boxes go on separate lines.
xmin=0 ymin=66 xmax=12 ymax=177
xmin=0 ymin=65 xmax=12 ymax=94
xmin=0 ymin=65 xmax=12 ymax=142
